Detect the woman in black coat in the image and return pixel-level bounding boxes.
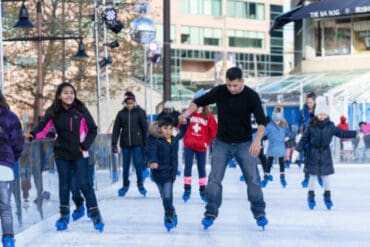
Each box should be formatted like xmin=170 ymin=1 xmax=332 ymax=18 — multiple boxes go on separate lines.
xmin=294 ymin=96 xmax=359 ymax=210
xmin=111 ymin=91 xmax=148 ymax=197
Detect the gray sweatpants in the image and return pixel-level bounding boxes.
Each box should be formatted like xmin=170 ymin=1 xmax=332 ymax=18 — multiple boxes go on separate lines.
xmin=0 ymin=181 xmax=13 ymax=236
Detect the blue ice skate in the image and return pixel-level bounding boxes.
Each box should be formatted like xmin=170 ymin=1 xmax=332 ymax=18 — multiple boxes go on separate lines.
xmin=240 ymin=175 xmax=245 ymax=182
xmin=323 ymin=191 xmax=333 ymax=210
xmin=201 ymin=216 xmax=214 ymax=230
xmin=118 ymin=184 xmax=130 ymax=197
xmin=2 ymin=236 xmax=15 ymax=247
xmin=182 ymin=188 xmax=191 ymax=202
xmin=138 ymin=185 xmax=147 ymax=197
xmin=307 ymin=191 xmax=316 ymax=210
xmin=256 ymin=216 xmax=268 ymax=230
xmin=55 ymin=214 xmax=70 ymax=231
xmin=301 ymin=177 xmax=309 ymax=188
xmin=72 ymin=205 xmax=85 ymax=221
xmin=228 ymin=159 xmax=237 ymax=168
xmin=92 ymin=214 xmax=104 ymax=232
xmin=164 ymin=215 xmax=177 ymax=232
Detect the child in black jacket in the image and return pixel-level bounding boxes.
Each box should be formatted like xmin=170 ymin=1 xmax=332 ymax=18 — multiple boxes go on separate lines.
xmin=293 ymin=96 xmax=359 ymax=210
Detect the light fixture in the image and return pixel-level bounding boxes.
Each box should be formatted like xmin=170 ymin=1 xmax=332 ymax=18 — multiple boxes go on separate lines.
xmin=105 ymin=40 xmax=119 ymax=49
xmin=147 ymin=41 xmax=161 ymax=64
xmin=14 ymin=3 xmax=35 ymax=28
xmin=102 ymin=8 xmax=117 ymax=22
xmin=75 ymin=40 xmax=88 ymax=58
xmin=106 ymin=20 xmax=124 ymax=34
xmin=130 ymin=17 xmax=156 ymax=45
xmin=99 ymin=56 xmax=113 ymax=68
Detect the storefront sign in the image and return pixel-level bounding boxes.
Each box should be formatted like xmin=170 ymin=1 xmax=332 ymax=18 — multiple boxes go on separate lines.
xmin=310 ymin=9 xmax=341 ymax=18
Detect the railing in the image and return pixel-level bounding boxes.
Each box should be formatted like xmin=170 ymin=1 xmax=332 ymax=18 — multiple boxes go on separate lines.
xmin=13 ymin=134 xmax=120 ymax=233
xmin=12 ymin=134 xmax=370 ymax=233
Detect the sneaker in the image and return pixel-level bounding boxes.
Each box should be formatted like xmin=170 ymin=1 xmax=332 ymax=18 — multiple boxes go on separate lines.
xmin=256 ymin=216 xmax=268 ymax=230
xmin=72 ymin=205 xmax=85 ymax=221
xmin=2 ymin=236 xmax=15 ymax=247
xmin=201 ymin=216 xmax=214 ymax=230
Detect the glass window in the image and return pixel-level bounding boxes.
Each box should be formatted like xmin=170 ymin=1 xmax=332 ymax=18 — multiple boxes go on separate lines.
xmin=228 ymin=30 xmax=265 ymax=48
xmin=227 ymin=1 xmax=264 ymax=20
xmin=353 ymin=16 xmax=370 ymax=53
xmin=317 ymin=19 xmax=351 ymax=56
xmin=181 ymin=0 xmax=221 ymax=16
xmin=156 ymin=25 xmax=176 ymax=44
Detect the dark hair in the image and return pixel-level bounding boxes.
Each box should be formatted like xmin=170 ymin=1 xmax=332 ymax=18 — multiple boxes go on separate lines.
xmin=0 ymin=91 xmax=9 ymax=109
xmin=158 ymin=116 xmax=174 ymax=128
xmin=48 ymin=82 xmax=84 ymax=117
xmin=199 ymin=106 xmax=211 ymax=119
xmin=306 ymin=92 xmax=316 ymax=101
xmin=226 ymin=67 xmax=243 ymax=81
xmin=359 ymin=121 xmax=366 ymax=127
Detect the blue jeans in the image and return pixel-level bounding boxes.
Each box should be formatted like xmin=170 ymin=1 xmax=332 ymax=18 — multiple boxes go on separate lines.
xmin=0 ymin=181 xmax=13 ymax=236
xmin=155 ymin=182 xmax=175 ymax=215
xmin=55 ymin=158 xmax=98 ymax=211
xmin=122 ymin=146 xmax=143 ymax=186
xmin=184 ymin=147 xmax=207 ymax=178
xmin=70 ymin=164 xmax=95 ymax=207
xmin=205 ymin=139 xmax=266 ymax=219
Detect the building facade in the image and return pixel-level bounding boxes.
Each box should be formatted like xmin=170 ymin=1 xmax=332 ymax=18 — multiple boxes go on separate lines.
xmin=135 ymin=0 xmax=284 ymax=98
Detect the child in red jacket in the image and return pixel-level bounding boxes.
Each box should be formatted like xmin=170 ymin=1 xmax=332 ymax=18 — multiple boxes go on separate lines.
xmin=182 ymin=105 xmax=217 ymax=202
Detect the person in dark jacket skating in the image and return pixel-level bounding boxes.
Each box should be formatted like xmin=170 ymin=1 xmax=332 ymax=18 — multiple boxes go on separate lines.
xmin=112 ymin=91 xmax=148 ymax=197
xmin=0 ymin=92 xmax=24 ymax=247
xmin=292 ymin=96 xmax=359 ymax=210
xmin=26 ymin=82 xmax=103 ymax=232
xmin=146 ymin=116 xmax=186 ymax=231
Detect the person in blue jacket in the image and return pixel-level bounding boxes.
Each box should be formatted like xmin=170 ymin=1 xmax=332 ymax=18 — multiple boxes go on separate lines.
xmin=296 ymin=92 xmax=322 ymax=187
xmin=261 ymin=106 xmax=294 ymax=188
xmin=146 ymin=116 xmax=186 ymax=232
xmin=293 ymin=96 xmax=359 ymax=210
xmin=0 ymin=91 xmax=24 ymax=247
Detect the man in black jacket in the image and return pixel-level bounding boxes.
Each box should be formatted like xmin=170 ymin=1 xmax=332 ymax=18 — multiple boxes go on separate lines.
xmin=179 ymin=67 xmax=268 ymax=230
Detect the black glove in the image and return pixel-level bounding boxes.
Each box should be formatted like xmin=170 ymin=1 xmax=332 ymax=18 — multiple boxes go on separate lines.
xmin=112 ymin=146 xmax=118 ymax=153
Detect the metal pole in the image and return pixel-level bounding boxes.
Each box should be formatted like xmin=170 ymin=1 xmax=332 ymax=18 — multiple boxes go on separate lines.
xmin=162 ymin=0 xmax=170 ymax=101
xmin=103 ymin=0 xmax=110 ymax=133
xmin=36 ymin=0 xmax=43 ymax=123
xmin=144 ymin=45 xmax=147 ymax=113
xmin=94 ymin=0 xmax=102 ymax=133
xmin=0 ymin=1 xmax=5 ymax=93
xmin=149 ymin=60 xmax=153 ymax=122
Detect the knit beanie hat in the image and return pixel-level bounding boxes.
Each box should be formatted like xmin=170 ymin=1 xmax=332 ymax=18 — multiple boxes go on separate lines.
xmin=315 ymin=96 xmax=329 ymax=115
xmin=163 ymin=101 xmax=173 ymax=109
xmin=272 ymin=106 xmax=283 ymax=122
xmin=123 ymin=91 xmax=136 ymax=103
